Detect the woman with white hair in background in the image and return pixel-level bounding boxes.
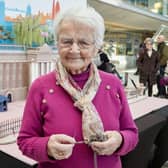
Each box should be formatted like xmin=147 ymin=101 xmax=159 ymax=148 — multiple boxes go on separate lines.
xmin=17 ymin=6 xmax=138 ymax=168
xmin=137 ymin=38 xmax=159 ymax=96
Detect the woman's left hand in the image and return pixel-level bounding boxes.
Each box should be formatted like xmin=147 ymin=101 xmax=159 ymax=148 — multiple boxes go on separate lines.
xmin=91 ymin=130 xmax=123 ymax=156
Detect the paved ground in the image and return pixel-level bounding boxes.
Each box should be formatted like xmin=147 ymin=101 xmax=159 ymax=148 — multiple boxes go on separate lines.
xmin=118 ymin=68 xmax=158 ymax=96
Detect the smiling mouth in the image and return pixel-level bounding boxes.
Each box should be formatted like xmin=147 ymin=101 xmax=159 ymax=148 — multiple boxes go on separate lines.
xmin=68 ymin=57 xmax=81 ymax=59
xmin=68 ymin=57 xmax=82 ymax=61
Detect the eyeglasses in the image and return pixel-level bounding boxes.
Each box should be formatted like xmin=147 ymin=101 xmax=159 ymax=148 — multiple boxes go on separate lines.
xmin=59 ymin=38 xmax=95 ymax=50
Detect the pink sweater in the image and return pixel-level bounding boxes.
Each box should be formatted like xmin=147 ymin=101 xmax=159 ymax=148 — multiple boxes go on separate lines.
xmin=17 ymin=70 xmax=138 ymax=168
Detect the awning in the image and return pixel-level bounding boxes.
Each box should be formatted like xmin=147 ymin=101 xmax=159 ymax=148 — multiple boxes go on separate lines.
xmin=87 ymin=0 xmax=168 ymax=31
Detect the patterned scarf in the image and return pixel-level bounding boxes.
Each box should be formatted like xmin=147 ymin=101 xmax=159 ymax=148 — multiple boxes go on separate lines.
xmin=56 ymin=59 xmax=106 ymax=143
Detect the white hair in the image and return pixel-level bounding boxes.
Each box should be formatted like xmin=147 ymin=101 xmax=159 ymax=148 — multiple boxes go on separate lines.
xmin=53 ymin=6 xmax=105 ymax=48
xmin=144 ymin=37 xmax=153 ymax=44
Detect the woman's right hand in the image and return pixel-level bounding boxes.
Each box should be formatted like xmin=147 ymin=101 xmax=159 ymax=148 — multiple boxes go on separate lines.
xmin=47 ymin=134 xmax=76 ymax=160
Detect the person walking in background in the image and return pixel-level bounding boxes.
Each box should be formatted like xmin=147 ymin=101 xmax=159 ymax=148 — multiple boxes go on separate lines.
xmin=97 ymin=49 xmax=122 ymax=79
xmin=134 ymin=42 xmax=146 ymax=75
xmin=134 ymin=38 xmax=151 ymax=75
xmin=137 ymin=38 xmax=159 ymax=96
xmin=17 ymin=7 xmax=138 ymax=168
xmin=159 ymin=61 xmax=168 ymax=98
xmin=154 ymin=35 xmax=168 ymax=97
xmin=97 ymin=48 xmax=110 ymax=71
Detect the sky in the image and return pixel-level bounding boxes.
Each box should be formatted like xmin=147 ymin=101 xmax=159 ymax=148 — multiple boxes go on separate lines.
xmin=4 ymin=0 xmax=87 ymax=16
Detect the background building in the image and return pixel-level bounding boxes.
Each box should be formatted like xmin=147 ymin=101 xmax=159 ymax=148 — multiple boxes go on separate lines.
xmin=88 ymin=0 xmax=168 ymax=68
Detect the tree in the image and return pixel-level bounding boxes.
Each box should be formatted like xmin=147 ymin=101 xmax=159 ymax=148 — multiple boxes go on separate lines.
xmin=13 ymin=15 xmax=45 ymax=47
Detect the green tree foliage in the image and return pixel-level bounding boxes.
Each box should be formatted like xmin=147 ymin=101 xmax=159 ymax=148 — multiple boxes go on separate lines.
xmin=13 ymin=15 xmax=45 ymax=47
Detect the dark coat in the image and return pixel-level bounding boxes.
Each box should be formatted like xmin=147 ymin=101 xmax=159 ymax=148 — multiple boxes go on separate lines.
xmin=99 ymin=51 xmax=109 ymax=63
xmin=158 ymin=42 xmax=168 ymax=66
xmin=97 ymin=51 xmax=122 ymax=79
xmin=137 ymin=49 xmax=159 ymax=85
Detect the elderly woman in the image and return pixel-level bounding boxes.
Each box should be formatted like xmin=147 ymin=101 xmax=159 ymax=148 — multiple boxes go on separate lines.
xmin=137 ymin=38 xmax=159 ymax=96
xmin=17 ymin=7 xmax=138 ymax=168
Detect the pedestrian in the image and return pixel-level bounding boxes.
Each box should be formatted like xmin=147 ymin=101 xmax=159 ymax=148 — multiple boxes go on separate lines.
xmin=137 ymin=38 xmax=159 ymax=96
xmin=154 ymin=35 xmax=168 ymax=97
xmin=134 ymin=37 xmax=153 ymax=75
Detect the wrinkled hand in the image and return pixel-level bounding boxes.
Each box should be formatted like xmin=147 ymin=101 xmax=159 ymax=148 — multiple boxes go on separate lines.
xmin=91 ymin=131 xmax=123 ymax=156
xmin=47 ymin=134 xmax=76 ymax=160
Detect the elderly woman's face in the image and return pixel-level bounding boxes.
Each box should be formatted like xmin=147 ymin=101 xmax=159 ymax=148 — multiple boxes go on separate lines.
xmin=145 ymin=42 xmax=153 ymax=50
xmin=57 ymin=20 xmax=98 ymax=74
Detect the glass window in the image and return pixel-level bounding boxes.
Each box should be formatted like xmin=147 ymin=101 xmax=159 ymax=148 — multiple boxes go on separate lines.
xmin=104 ymin=30 xmax=144 ymax=56
xmin=166 ymin=0 xmax=168 ymax=15
xmin=148 ymin=0 xmax=163 ymax=15
xmin=125 ymin=0 xmax=165 ymax=15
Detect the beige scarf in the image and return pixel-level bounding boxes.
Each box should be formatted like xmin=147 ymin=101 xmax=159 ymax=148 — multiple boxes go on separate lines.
xmin=56 ymin=59 xmax=106 ymax=143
